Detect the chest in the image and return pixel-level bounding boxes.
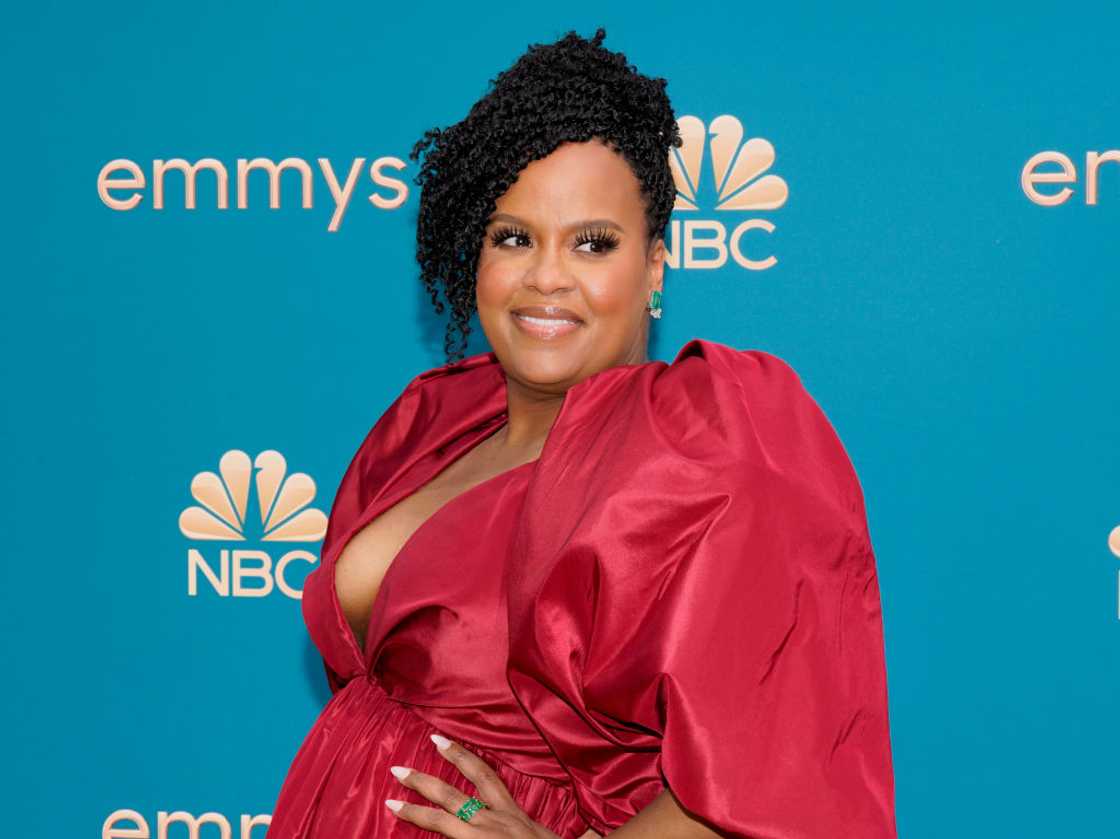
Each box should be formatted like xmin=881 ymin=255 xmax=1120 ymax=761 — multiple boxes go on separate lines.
xmin=331 ymin=442 xmax=536 ymax=654
xmin=332 ymin=473 xmax=466 ymax=652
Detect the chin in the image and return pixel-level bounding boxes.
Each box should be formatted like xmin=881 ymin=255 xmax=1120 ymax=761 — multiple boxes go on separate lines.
xmin=500 ymin=333 xmax=592 ymax=387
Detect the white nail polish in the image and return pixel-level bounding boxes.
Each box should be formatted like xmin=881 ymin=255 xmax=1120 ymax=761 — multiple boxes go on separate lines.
xmin=430 ymin=733 xmax=452 ymax=750
xmin=385 ymin=799 xmax=404 ymax=812
xmin=390 ymin=765 xmax=411 ymax=781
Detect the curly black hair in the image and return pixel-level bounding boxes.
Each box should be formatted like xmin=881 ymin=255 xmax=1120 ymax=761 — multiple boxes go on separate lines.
xmin=408 ymin=26 xmax=682 ymax=363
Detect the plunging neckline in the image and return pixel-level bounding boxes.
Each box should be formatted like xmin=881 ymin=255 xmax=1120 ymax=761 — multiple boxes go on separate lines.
xmin=327 ymin=416 xmax=538 ymax=668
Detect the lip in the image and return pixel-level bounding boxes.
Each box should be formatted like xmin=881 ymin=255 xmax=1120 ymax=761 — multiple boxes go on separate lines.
xmin=509 ymin=305 xmax=584 ymax=340
xmin=511 ymin=305 xmax=584 ymax=322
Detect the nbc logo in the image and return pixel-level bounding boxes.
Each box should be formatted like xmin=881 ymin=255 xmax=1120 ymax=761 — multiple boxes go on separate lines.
xmin=1109 ymin=523 xmax=1120 ymax=619
xmin=179 ymin=450 xmax=328 ymax=599
xmin=667 ymin=114 xmax=788 ymax=271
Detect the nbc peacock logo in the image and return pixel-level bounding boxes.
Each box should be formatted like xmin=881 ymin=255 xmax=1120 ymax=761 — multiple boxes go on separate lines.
xmin=1109 ymin=523 xmax=1120 ymax=619
xmin=179 ymin=450 xmax=328 ymax=600
xmin=668 ymin=114 xmax=788 ymax=271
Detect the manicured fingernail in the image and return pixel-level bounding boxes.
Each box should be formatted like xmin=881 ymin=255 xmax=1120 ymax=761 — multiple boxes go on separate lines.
xmin=430 ymin=733 xmax=452 ymax=750
xmin=385 ymin=799 xmax=404 ymax=812
xmin=389 ymin=765 xmax=411 ymax=781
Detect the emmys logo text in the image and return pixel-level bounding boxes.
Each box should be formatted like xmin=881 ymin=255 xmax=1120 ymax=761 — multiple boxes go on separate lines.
xmin=97 ymin=156 xmax=409 ymax=232
xmin=1021 ymin=149 xmax=1119 ymax=206
xmin=102 ymin=808 xmax=269 ymax=839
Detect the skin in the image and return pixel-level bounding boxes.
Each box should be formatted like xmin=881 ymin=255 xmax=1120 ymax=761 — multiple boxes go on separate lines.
xmin=385 ymin=139 xmax=727 ymax=837
xmin=475 ymin=137 xmax=662 ymax=461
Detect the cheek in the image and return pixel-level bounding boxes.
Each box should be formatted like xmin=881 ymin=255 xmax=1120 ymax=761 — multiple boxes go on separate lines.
xmin=474 ymin=262 xmax=511 ymax=309
xmin=582 ymin=258 xmax=646 ymax=318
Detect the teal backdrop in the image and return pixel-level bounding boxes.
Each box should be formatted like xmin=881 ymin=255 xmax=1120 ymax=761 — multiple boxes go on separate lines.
xmin=3 ymin=1 xmax=1118 ymax=836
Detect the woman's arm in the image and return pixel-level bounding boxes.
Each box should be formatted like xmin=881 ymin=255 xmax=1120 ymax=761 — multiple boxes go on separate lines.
xmin=598 ymin=788 xmax=724 ymax=839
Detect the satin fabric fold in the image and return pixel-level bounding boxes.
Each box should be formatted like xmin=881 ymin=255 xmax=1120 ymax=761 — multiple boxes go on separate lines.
xmin=505 ymin=339 xmax=897 ymax=837
xmin=266 ymin=674 xmax=586 ymax=838
xmin=270 ymin=458 xmax=590 ymax=839
xmin=285 ymin=336 xmax=896 ymax=839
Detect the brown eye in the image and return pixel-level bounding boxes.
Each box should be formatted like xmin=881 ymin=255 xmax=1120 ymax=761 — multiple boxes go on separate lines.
xmin=488 ymin=225 xmax=531 ymax=248
xmin=573 ymin=226 xmax=620 ymax=254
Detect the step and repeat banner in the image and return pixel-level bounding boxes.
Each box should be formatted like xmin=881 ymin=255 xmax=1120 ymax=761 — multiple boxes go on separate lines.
xmin=4 ymin=3 xmax=1118 ymax=838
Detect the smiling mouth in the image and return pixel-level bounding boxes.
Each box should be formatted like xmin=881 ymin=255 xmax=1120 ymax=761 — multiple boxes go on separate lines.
xmin=510 ymin=311 xmax=583 ymax=339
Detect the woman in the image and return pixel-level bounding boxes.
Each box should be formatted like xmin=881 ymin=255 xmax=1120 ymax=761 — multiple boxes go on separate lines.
xmin=266 ymin=27 xmax=897 ymax=839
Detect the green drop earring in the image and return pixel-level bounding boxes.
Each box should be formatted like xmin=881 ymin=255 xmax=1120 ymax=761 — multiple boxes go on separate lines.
xmin=648 ymin=289 xmax=662 ymax=319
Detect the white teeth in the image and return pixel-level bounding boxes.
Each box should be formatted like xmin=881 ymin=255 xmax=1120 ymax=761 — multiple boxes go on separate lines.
xmin=515 ymin=313 xmax=579 ymax=325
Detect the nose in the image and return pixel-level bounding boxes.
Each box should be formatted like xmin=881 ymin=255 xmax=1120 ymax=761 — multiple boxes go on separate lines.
xmin=522 ymin=237 xmax=574 ymax=295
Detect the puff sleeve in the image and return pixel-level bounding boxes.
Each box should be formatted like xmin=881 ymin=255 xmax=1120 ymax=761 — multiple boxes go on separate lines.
xmin=506 ymin=342 xmax=897 ymax=839
xmin=644 ymin=349 xmax=897 ymax=837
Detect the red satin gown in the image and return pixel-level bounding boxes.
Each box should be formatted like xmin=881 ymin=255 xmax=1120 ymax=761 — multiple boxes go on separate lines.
xmin=265 ymin=418 xmax=589 ymax=838
xmin=266 ymin=337 xmax=898 ymax=839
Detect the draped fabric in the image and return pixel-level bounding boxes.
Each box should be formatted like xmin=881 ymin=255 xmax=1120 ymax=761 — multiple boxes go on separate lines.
xmin=278 ymin=336 xmax=897 ymax=839
xmin=270 ymin=454 xmax=588 ymax=839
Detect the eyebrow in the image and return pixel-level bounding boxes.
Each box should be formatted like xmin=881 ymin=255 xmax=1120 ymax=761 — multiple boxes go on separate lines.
xmin=486 ymin=212 xmax=626 ymax=234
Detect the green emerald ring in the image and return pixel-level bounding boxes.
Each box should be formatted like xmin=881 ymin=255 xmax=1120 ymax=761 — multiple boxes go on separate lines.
xmin=455 ymin=796 xmax=488 ymax=822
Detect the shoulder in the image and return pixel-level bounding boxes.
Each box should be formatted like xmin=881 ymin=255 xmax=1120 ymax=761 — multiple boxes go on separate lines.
xmin=649 ymin=337 xmax=869 ymax=537
xmin=370 ymin=348 xmax=504 ymax=424
xmin=347 ymin=349 xmax=507 ymax=467
xmin=648 ymin=337 xmax=825 ymax=452
xmin=658 ymin=336 xmax=808 ymax=405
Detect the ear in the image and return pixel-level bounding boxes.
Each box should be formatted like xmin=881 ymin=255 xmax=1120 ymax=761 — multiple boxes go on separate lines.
xmin=646 ymin=236 xmax=666 ymax=295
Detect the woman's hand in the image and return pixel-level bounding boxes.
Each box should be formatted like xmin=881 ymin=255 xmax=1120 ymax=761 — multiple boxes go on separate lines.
xmin=385 ymin=732 xmax=578 ymax=838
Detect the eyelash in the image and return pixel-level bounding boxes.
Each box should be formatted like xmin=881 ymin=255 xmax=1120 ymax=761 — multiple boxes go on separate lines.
xmin=487 ymin=224 xmax=620 ymax=254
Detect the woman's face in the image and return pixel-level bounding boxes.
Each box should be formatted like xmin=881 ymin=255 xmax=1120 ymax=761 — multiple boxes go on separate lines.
xmin=476 ymin=138 xmax=665 ymax=395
